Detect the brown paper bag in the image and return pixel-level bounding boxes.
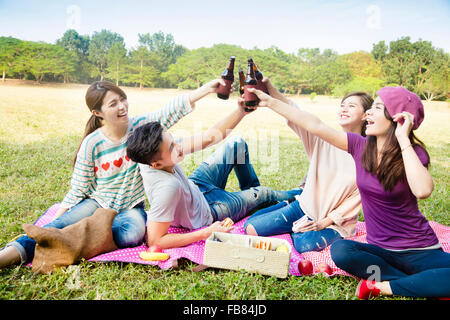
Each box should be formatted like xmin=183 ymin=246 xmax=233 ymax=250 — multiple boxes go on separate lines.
xmin=23 ymin=208 xmax=118 ymax=274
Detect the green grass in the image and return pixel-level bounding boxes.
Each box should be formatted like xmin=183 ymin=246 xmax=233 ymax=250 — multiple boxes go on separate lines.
xmin=0 ymin=82 xmax=449 ymax=300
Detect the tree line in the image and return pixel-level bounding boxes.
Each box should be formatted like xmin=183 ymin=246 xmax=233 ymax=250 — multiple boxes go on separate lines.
xmin=0 ymin=30 xmax=448 ymax=100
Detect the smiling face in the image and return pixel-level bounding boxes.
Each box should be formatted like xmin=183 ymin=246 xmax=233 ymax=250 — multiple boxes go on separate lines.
xmin=152 ymin=131 xmax=184 ymax=172
xmin=365 ymin=96 xmax=393 ymax=137
xmin=92 ymin=90 xmax=129 ymax=126
xmin=337 ymin=95 xmax=367 ymax=133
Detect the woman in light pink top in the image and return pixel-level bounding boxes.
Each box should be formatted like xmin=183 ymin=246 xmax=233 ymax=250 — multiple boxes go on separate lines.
xmin=245 ymin=79 xmax=372 ymax=253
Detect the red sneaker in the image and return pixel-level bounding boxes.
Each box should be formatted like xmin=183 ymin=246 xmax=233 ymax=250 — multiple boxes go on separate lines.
xmin=356 ymin=280 xmax=381 ymax=300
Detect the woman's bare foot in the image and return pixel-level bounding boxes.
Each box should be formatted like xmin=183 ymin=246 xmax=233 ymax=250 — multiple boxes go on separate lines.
xmin=375 ymin=281 xmax=393 ymax=295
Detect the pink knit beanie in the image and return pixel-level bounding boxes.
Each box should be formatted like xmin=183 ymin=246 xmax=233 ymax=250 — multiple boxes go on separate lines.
xmin=377 ymin=86 xmax=424 ymax=130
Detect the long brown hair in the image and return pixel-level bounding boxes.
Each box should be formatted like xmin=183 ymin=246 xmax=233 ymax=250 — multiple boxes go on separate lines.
xmin=341 ymin=91 xmax=373 ymax=136
xmin=361 ymin=108 xmax=429 ymax=191
xmin=73 ymin=81 xmax=127 ymax=166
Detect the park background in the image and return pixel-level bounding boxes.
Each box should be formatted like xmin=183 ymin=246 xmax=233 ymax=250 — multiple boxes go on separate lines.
xmin=0 ymin=0 xmax=449 ymax=300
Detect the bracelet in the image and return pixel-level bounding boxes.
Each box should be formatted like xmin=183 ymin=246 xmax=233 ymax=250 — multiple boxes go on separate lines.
xmin=401 ymin=144 xmax=412 ymax=152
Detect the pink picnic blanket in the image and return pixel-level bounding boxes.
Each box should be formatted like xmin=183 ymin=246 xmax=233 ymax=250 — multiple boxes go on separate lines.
xmin=33 ymin=204 xmax=450 ymax=277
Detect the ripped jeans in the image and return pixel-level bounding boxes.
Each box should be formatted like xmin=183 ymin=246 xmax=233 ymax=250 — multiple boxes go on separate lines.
xmin=188 ymin=136 xmax=302 ymax=223
xmin=244 ymin=199 xmax=342 ymax=254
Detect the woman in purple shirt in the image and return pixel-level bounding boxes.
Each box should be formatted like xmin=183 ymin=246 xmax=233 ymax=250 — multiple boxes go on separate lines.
xmin=248 ymin=85 xmax=450 ymax=299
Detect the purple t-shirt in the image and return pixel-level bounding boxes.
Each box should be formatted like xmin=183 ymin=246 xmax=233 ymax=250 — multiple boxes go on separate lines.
xmin=347 ymin=132 xmax=439 ymax=250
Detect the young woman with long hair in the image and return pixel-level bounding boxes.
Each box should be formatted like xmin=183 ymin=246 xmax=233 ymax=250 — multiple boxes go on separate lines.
xmin=249 ymin=85 xmax=450 ymax=299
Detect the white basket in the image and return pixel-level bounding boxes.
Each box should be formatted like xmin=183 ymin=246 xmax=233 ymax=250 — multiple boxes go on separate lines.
xmin=203 ymin=232 xmax=292 ymax=278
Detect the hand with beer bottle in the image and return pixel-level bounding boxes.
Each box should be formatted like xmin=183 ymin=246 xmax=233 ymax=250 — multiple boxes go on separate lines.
xmin=246 ymin=77 xmax=283 ymax=109
xmin=237 ymin=95 xmax=256 ymax=113
xmin=245 ymin=85 xmax=274 ymax=109
xmin=188 ymin=78 xmax=234 ymax=106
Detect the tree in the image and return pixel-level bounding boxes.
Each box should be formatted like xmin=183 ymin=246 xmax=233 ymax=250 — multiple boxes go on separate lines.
xmin=0 ymin=37 xmax=23 ymax=81
xmin=302 ymin=49 xmax=352 ymax=94
xmin=106 ymin=42 xmax=127 ymax=85
xmin=88 ymin=30 xmax=124 ymax=81
xmin=56 ymin=29 xmax=92 ymax=83
xmin=249 ymin=47 xmax=292 ymax=90
xmin=340 ymin=51 xmax=382 ymax=79
xmin=56 ymin=29 xmax=90 ymax=56
xmin=56 ymin=46 xmax=77 ymax=83
xmin=138 ymin=31 xmax=186 ymax=67
xmin=332 ymin=76 xmax=385 ymax=98
xmin=297 ymin=48 xmax=321 ymax=64
xmin=372 ymin=37 xmax=450 ymax=100
xmin=27 ymin=42 xmax=55 ymax=83
xmin=415 ymin=49 xmax=449 ymax=101
xmin=293 ymin=48 xmax=353 ymax=94
xmin=137 ymin=31 xmax=187 ymax=86
xmin=163 ymin=44 xmax=247 ymax=89
xmin=22 ymin=42 xmax=75 ymax=84
xmin=371 ymin=40 xmax=388 ymax=62
xmin=285 ymin=60 xmax=311 ymax=94
xmin=122 ymin=46 xmax=160 ymax=89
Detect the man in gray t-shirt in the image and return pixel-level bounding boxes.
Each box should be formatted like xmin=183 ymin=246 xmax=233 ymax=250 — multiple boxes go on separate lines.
xmin=126 ymin=91 xmax=301 ymax=250
xmin=139 ymin=163 xmax=213 ymax=230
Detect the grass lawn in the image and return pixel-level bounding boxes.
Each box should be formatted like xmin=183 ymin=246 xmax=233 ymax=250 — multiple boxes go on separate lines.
xmin=0 ymin=80 xmax=449 ymax=300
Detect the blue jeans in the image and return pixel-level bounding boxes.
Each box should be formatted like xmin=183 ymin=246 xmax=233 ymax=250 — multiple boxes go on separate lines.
xmin=189 ymin=136 xmax=302 ymax=223
xmin=8 ymin=198 xmax=147 ymax=264
xmin=330 ymin=239 xmax=450 ymax=297
xmin=244 ymin=198 xmax=342 ymax=253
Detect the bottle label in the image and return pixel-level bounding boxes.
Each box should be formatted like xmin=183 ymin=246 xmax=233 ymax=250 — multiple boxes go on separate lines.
xmin=244 ymin=84 xmax=258 ymax=101
xmin=217 ymin=79 xmax=233 ymax=96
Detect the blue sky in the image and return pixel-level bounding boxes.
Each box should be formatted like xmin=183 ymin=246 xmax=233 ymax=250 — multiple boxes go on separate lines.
xmin=0 ymin=0 xmax=449 ymax=54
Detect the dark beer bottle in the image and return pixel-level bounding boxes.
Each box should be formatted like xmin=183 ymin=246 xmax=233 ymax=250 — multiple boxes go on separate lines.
xmin=249 ymin=58 xmax=269 ymax=94
xmin=243 ymin=59 xmax=259 ymax=110
xmin=217 ymin=56 xmax=235 ymax=100
xmin=238 ymin=69 xmax=245 ymax=95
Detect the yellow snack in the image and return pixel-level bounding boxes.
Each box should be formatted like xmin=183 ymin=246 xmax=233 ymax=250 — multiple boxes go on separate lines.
xmin=222 ymin=217 xmax=234 ymax=228
xmin=276 ymin=244 xmax=289 ymax=253
xmin=139 ymin=251 xmax=170 ymax=261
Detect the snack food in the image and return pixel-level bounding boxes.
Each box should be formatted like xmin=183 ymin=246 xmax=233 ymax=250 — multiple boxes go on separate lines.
xmin=255 ymin=240 xmax=271 ymax=250
xmin=276 ymin=244 xmax=289 ymax=253
xmin=222 ymin=217 xmax=234 ymax=228
xmin=139 ymin=251 xmax=170 ymax=261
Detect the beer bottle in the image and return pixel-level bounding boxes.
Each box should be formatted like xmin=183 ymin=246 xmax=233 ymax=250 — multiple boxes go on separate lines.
xmin=238 ymin=69 xmax=245 ymax=95
xmin=249 ymin=58 xmax=269 ymax=94
xmin=243 ymin=59 xmax=259 ymax=110
xmin=217 ymin=56 xmax=235 ymax=100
